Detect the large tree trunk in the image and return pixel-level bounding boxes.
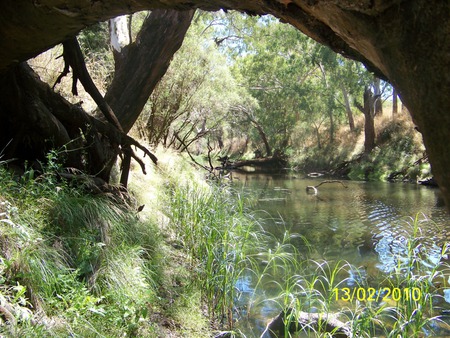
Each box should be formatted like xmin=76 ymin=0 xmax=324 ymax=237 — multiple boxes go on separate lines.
xmin=356 ymin=88 xmax=376 ymax=154
xmin=0 ymin=0 xmax=449 ymax=208
xmin=0 ymin=9 xmax=192 ymax=185
xmin=0 ymin=63 xmax=126 ymax=181
xmin=105 ymin=9 xmax=195 ymax=133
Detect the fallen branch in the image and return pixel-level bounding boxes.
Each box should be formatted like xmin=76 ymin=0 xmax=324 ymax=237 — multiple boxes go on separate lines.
xmin=221 ymin=156 xmax=287 ymax=170
xmin=263 ymin=308 xmax=352 ymax=338
xmin=306 ymin=180 xmax=348 ymax=194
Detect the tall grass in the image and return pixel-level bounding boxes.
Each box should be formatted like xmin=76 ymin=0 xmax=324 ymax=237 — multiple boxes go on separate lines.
xmin=0 ymin=158 xmax=162 ymax=336
xmin=257 ymin=214 xmax=450 ymax=338
xmin=166 ymin=181 xmax=262 ymax=327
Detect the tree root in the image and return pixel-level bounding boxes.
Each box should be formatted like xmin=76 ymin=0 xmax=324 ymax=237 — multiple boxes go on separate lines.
xmin=55 ymin=37 xmax=151 ymax=187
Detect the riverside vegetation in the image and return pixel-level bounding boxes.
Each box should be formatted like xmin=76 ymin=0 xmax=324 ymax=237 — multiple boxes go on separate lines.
xmin=1 ymin=147 xmax=449 ymax=337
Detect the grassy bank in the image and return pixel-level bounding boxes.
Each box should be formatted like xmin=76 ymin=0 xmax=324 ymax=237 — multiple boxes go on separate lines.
xmin=0 ymin=149 xmax=223 ymax=337
xmin=0 ymin=147 xmax=290 ymax=337
xmin=1 ymin=148 xmax=448 ymax=337
xmin=290 ymin=113 xmax=431 ymax=182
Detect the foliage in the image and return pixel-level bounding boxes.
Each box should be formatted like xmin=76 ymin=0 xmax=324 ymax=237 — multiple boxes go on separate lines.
xmin=0 ymin=150 xmax=180 ymax=337
xmin=137 ymin=12 xmax=253 ymax=154
xmin=348 ymin=116 xmax=428 ymax=181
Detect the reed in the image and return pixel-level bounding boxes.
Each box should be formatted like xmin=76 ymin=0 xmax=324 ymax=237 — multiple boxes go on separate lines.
xmin=165 ymin=181 xmax=262 ymax=327
xmin=250 ymin=214 xmax=450 ymax=337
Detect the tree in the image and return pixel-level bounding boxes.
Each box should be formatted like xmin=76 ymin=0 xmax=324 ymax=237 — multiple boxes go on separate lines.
xmin=356 ymin=88 xmax=377 ymax=154
xmin=392 ymin=87 xmax=398 ymax=117
xmin=139 ymin=13 xmax=252 ymax=153
xmin=373 ymin=76 xmax=383 ymax=116
xmin=232 ymin=18 xmax=320 ymax=156
xmin=0 ymin=0 xmax=449 ymax=207
xmin=341 ymin=84 xmax=355 ymax=131
xmin=0 ymin=9 xmax=193 ymax=187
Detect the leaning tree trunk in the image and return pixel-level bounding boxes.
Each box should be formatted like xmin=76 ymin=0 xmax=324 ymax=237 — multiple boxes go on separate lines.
xmin=104 ymin=9 xmax=194 ymax=184
xmin=105 ymin=9 xmax=195 ymax=133
xmin=0 ymin=10 xmax=193 ymax=185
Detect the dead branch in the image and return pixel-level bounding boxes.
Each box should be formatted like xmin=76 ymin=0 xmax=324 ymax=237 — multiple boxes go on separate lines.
xmin=49 ymin=76 xmax=158 ymax=166
xmin=306 ymin=180 xmax=348 ymax=194
xmin=61 ymin=37 xmax=124 ymax=132
xmin=174 ymin=132 xmax=211 ymax=172
xmin=56 ymin=37 xmax=156 ymax=187
xmin=206 ymin=139 xmax=214 ymax=171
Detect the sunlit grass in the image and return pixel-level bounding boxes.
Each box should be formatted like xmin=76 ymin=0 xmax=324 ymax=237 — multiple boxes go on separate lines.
xmin=1 ymin=148 xmax=448 ymax=337
xmin=253 ymin=214 xmax=450 ymax=338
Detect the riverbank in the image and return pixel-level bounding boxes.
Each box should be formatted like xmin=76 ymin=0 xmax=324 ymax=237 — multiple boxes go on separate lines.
xmin=288 ymin=113 xmax=431 ymax=183
xmin=1 ymin=146 xmax=448 ymax=337
xmin=0 ymin=148 xmax=225 ymax=337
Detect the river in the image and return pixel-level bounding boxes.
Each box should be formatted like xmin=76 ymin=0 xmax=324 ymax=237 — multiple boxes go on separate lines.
xmin=231 ymin=172 xmax=450 ymax=337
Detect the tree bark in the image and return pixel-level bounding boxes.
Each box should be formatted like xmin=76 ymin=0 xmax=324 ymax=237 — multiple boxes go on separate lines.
xmin=356 ymin=88 xmax=376 ymax=154
xmin=105 ymin=9 xmax=195 ymax=133
xmin=392 ymin=87 xmax=398 ymax=118
xmin=373 ymin=76 xmax=383 ymax=116
xmin=109 ymin=15 xmax=132 ymax=67
xmin=341 ymin=84 xmax=355 ymax=132
xmin=0 ymin=63 xmax=137 ymax=181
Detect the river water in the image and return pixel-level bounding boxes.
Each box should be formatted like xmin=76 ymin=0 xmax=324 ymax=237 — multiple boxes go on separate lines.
xmin=231 ymin=172 xmax=450 ymax=337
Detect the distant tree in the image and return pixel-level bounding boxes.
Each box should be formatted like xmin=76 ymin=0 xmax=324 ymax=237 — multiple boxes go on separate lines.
xmin=138 ymin=13 xmax=253 ymax=154
xmin=232 ymin=18 xmax=318 ymax=156
xmin=356 ymin=87 xmax=377 ymax=154
xmin=373 ymin=76 xmax=383 ymax=116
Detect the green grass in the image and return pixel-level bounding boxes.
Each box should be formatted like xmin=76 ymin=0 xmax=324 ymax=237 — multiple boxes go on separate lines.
xmin=1 ymin=150 xmax=447 ymax=337
xmin=255 ymin=214 xmax=450 ymax=338
xmin=0 ymin=151 xmax=206 ymax=337
xmin=165 ymin=180 xmax=260 ymax=327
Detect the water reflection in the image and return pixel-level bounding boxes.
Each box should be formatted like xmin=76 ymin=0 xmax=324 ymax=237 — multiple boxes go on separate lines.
xmin=232 ymin=172 xmax=450 ymax=335
xmin=234 ymin=173 xmax=449 ymax=267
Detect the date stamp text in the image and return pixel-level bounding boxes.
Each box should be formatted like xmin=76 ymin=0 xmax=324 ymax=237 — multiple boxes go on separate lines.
xmin=332 ymin=287 xmax=422 ymax=302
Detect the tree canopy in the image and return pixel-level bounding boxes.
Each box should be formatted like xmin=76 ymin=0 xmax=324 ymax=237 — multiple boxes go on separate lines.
xmin=0 ymin=0 xmax=449 ymax=207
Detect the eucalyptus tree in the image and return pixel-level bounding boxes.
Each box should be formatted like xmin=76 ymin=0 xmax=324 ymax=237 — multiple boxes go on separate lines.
xmin=231 ymin=17 xmax=319 ymax=156
xmin=229 ymin=17 xmax=373 ymax=156
xmin=140 ymin=12 xmax=252 ymax=154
